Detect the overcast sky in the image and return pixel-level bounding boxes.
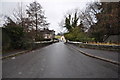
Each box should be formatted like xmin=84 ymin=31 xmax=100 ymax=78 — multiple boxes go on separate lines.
xmin=1 ymin=0 xmax=118 ymax=34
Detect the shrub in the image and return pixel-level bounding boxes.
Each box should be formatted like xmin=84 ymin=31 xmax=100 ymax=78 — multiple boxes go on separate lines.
xmin=64 ymin=27 xmax=95 ymax=42
xmin=2 ymin=28 xmax=11 ymax=50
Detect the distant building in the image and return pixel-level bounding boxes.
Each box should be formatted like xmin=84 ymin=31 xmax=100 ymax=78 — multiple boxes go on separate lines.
xmin=60 ymin=36 xmax=66 ymax=42
xmin=39 ymin=28 xmax=55 ymax=40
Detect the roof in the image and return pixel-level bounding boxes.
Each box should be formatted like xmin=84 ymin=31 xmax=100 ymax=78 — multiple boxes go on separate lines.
xmin=39 ymin=28 xmax=55 ymax=34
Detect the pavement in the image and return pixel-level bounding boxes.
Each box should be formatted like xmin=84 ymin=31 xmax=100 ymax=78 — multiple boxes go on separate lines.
xmin=2 ymin=50 xmax=25 ymax=57
xmin=66 ymin=43 xmax=119 ymax=64
xmin=2 ymin=42 xmax=119 ymax=78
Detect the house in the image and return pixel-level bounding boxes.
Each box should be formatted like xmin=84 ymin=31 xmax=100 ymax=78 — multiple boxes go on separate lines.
xmin=39 ymin=28 xmax=55 ymax=40
xmin=60 ymin=36 xmax=66 ymax=42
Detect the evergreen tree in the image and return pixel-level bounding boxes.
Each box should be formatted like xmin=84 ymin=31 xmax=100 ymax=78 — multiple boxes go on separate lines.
xmin=3 ymin=17 xmax=25 ymax=49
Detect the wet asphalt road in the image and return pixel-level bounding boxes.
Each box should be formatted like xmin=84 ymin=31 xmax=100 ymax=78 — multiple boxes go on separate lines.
xmin=2 ymin=42 xmax=119 ymax=78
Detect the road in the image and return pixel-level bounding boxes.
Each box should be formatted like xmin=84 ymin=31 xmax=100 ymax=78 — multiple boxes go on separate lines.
xmin=2 ymin=42 xmax=119 ymax=78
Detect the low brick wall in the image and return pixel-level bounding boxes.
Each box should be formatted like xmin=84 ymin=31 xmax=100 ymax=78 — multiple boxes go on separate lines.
xmin=67 ymin=41 xmax=120 ymax=51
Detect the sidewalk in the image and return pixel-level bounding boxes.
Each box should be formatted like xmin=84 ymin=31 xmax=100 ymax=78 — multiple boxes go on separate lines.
xmin=2 ymin=49 xmax=26 ymax=57
xmin=67 ymin=44 xmax=119 ymax=62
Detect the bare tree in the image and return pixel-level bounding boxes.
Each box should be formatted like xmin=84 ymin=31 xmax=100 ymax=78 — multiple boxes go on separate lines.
xmin=79 ymin=2 xmax=101 ymax=31
xmin=26 ymin=1 xmax=49 ymax=30
xmin=26 ymin=1 xmax=49 ymax=40
xmin=13 ymin=2 xmax=26 ymax=27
